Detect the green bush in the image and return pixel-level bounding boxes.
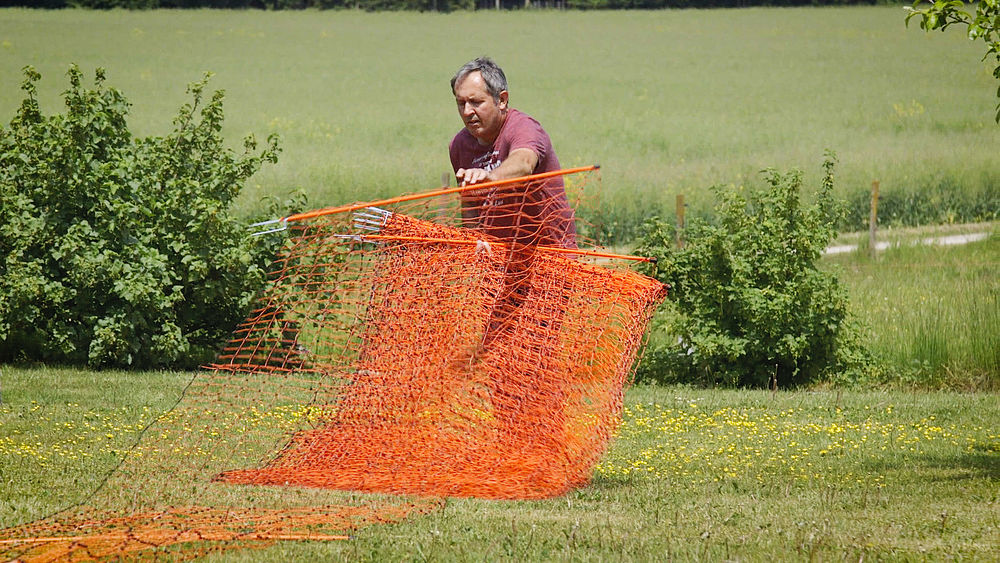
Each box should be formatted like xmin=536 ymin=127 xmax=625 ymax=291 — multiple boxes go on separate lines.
xmin=0 ymin=66 xmax=290 ymax=369
xmin=634 ymin=154 xmax=868 ymax=388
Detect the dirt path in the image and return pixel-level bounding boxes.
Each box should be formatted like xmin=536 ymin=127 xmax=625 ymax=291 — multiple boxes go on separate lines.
xmin=824 ymin=232 xmax=991 ymax=255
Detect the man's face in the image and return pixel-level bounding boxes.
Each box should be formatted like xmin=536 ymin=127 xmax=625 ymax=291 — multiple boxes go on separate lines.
xmin=454 ymin=71 xmax=508 ymax=145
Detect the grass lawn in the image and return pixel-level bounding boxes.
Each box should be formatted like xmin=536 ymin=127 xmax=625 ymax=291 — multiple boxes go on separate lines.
xmin=1 ymin=365 xmax=997 ymax=560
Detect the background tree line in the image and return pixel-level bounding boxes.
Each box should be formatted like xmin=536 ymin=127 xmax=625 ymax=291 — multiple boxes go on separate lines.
xmin=0 ymin=0 xmax=900 ymax=11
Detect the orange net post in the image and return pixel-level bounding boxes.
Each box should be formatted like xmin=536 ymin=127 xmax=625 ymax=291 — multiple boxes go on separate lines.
xmin=0 ymin=168 xmax=665 ymax=561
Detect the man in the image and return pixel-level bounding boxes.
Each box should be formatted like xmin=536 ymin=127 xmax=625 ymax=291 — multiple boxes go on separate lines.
xmin=448 ymin=60 xmax=575 ymax=476
xmin=449 ymin=57 xmax=577 ymax=249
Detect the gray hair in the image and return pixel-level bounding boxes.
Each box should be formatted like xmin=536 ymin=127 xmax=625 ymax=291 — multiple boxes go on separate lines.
xmin=451 ymin=57 xmax=508 ymax=102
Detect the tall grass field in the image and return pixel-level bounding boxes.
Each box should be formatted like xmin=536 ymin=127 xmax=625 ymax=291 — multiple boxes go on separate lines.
xmin=1 ymin=7 xmax=998 ymax=238
xmin=824 ymin=231 xmax=999 ymax=387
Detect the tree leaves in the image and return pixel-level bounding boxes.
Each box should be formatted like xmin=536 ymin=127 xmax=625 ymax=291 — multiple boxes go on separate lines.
xmin=906 ymin=0 xmax=1000 ymax=122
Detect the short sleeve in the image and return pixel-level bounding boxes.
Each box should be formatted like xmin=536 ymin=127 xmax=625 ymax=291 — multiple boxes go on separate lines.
xmin=504 ymin=112 xmax=548 ymax=162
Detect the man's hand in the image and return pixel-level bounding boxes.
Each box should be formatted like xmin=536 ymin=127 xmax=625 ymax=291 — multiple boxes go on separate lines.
xmin=456 ymin=167 xmax=490 ymax=187
xmin=455 ymin=148 xmax=540 ymax=192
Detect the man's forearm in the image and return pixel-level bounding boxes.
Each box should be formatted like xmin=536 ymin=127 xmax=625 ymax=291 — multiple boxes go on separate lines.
xmin=486 ymin=148 xmax=538 ymax=181
xmin=455 ymin=148 xmax=540 ymax=187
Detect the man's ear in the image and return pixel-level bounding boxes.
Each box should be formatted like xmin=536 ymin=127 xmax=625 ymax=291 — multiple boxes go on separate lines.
xmin=498 ymin=90 xmax=509 ymax=110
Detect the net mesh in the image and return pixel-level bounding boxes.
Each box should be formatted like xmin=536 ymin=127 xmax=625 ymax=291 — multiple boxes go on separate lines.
xmin=1 ymin=169 xmax=666 ymax=561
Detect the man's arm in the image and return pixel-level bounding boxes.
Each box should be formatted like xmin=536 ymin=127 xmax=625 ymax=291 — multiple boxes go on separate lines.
xmin=456 ymin=148 xmax=538 ymax=186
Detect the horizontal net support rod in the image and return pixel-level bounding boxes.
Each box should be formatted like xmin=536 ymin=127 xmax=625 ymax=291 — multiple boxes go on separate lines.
xmin=356 ymin=234 xmax=654 ymax=263
xmin=283 ymin=165 xmax=599 ymax=224
xmin=0 ymin=533 xmax=352 ymax=545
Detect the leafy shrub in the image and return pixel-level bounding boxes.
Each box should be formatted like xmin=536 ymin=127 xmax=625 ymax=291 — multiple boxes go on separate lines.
xmin=635 ymin=154 xmax=867 ymax=388
xmin=0 ymin=66 xmax=290 ymax=369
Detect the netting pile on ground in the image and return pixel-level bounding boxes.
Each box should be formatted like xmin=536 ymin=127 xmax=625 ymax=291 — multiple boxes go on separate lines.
xmin=0 ymin=168 xmax=666 ymax=561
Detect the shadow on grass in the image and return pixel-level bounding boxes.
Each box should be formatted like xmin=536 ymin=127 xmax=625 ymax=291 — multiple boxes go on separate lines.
xmin=865 ymin=448 xmax=1000 ymax=482
xmin=574 ymin=474 xmax=650 ymax=502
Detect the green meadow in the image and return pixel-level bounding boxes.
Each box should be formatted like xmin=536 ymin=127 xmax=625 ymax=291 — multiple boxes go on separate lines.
xmin=1 ymin=366 xmax=997 ymax=560
xmin=1 ymin=6 xmax=998 ymax=237
xmin=1 ymin=7 xmax=998 ymax=560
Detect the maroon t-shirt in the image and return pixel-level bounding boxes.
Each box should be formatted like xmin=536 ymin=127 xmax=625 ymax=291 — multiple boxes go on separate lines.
xmin=449 ymin=109 xmax=577 ymax=249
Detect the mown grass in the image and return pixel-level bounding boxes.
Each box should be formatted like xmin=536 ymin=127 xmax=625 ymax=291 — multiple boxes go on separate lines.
xmin=1 ymin=7 xmax=998 ymax=238
xmin=1 ymin=366 xmax=997 ymax=560
xmin=823 ymin=230 xmax=999 ymax=388
xmin=0 ymin=368 xmax=190 ymax=525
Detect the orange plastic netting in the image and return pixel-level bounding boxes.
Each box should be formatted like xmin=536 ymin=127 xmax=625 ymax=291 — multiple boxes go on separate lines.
xmin=1 ymin=168 xmax=665 ymax=561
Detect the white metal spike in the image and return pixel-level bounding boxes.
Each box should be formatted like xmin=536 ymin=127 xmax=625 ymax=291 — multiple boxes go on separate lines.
xmin=351 ymin=207 xmax=393 ymax=233
xmin=249 ymin=218 xmax=288 ymax=237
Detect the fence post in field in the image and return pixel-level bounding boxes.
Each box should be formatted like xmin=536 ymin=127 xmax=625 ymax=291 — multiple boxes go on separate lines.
xmin=438 ymin=172 xmax=451 ymax=220
xmin=869 ymin=180 xmax=880 ymax=257
xmin=676 ymin=193 xmax=686 ymax=248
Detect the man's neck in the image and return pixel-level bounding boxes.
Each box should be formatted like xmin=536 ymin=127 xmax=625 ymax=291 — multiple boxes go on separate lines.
xmin=477 ymin=109 xmax=509 ymax=146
